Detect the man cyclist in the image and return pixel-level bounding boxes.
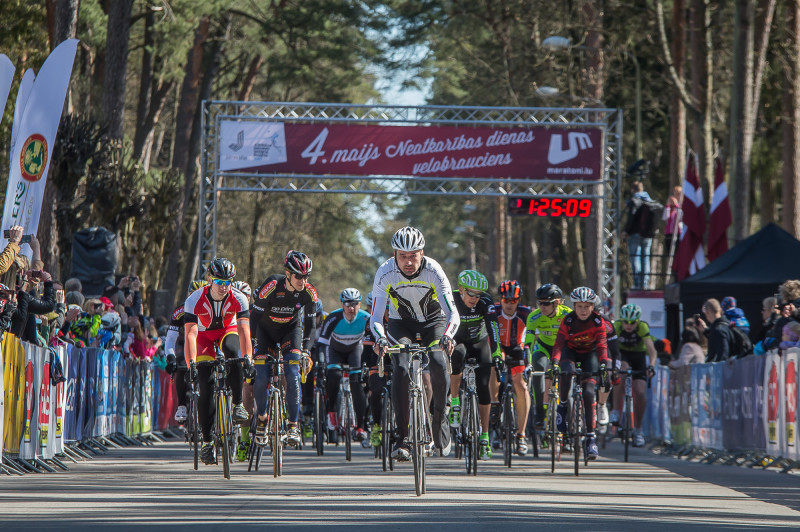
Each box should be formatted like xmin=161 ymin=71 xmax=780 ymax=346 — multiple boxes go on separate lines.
xmin=612 ymin=303 xmax=657 ymax=447
xmin=550 ymin=286 xmax=609 ymax=460
xmin=371 ymin=226 xmax=459 ymax=461
xmin=492 ymin=280 xmax=533 ymax=456
xmin=232 ymin=280 xmax=254 ymax=461
xmin=302 ymin=299 xmax=325 ymax=440
xmin=449 ymin=270 xmax=501 ymax=461
xmin=524 ymin=284 xmax=571 ymax=429
xmin=250 ymin=250 xmax=317 ymax=447
xmin=165 ymin=279 xmax=208 ymax=424
xmin=593 ymin=294 xmax=621 ymax=429
xmin=184 ymin=258 xmax=254 ymax=466
xmin=319 ymin=288 xmax=371 ymax=442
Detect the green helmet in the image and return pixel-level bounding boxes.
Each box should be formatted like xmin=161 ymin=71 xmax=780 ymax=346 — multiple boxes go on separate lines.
xmin=620 ymin=303 xmax=642 ymax=322
xmin=457 ymin=270 xmax=488 ymax=292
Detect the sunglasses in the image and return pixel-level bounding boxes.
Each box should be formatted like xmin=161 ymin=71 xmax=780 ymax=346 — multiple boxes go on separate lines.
xmin=211 ymin=278 xmax=232 ymax=287
xmin=292 ymin=273 xmax=309 ymax=281
xmin=501 ymin=297 xmax=519 ymax=304
xmin=464 ymin=290 xmax=482 ymax=298
xmin=537 ymin=300 xmax=554 ymax=306
xmin=623 ymin=320 xmax=638 ymax=325
xmin=343 ymin=301 xmax=360 ymax=308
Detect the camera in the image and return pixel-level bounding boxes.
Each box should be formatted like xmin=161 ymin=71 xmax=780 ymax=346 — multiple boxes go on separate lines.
xmin=3 ymin=230 xmax=32 ymax=244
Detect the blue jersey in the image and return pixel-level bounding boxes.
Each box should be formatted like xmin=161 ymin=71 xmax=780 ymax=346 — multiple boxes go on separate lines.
xmin=318 ymin=308 xmax=370 ymax=352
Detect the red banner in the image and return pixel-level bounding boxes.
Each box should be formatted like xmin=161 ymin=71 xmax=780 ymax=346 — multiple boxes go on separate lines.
xmin=218 ymin=121 xmax=603 ymax=180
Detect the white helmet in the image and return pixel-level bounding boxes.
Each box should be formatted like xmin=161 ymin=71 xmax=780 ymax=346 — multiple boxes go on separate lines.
xmin=391 ymin=226 xmax=425 ymax=251
xmin=570 ymin=286 xmax=597 ymax=304
xmin=232 ymin=280 xmax=252 ymax=298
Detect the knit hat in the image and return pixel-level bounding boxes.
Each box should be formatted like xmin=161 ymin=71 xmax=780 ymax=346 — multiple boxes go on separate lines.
xmin=721 ymin=296 xmax=737 ymax=311
xmin=783 ymin=322 xmax=800 ymax=343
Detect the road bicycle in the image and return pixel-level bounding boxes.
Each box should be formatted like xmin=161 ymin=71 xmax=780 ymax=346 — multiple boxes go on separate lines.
xmin=495 ymin=361 xmax=517 ymax=468
xmin=184 ymin=374 xmax=200 ymax=470
xmin=379 ymin=363 xmax=395 ymax=472
xmin=544 ymin=367 xmax=561 ymax=473
xmin=333 ymin=363 xmax=357 ymax=462
xmin=453 ymin=356 xmax=480 ymax=476
xmin=383 ymin=344 xmax=441 ymax=496
xmin=615 ymin=367 xmax=650 ymax=462
xmin=557 ymin=363 xmax=607 ymax=476
xmin=312 ymin=366 xmax=326 ymax=456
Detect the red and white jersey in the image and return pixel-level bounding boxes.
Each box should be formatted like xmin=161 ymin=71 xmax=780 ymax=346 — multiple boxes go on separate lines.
xmin=184 ymin=286 xmax=250 ymax=332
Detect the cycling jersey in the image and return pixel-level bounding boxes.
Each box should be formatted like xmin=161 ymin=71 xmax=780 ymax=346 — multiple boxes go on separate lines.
xmin=251 ymin=274 xmax=318 ymax=351
xmin=492 ymin=304 xmax=531 ymax=349
xmin=318 ymin=308 xmax=370 ymax=353
xmin=551 ymin=311 xmax=609 ymax=364
xmin=614 ymin=320 xmax=653 ymax=353
xmin=524 ymin=304 xmax=571 ymax=353
xmin=184 ymin=286 xmax=249 ymax=331
xmin=165 ymin=304 xmax=186 ymax=356
xmin=370 ymin=256 xmax=459 ymax=341
xmin=453 ymin=292 xmax=500 ymax=355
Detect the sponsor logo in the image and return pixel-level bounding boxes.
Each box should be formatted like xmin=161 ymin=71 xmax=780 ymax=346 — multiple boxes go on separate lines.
xmin=172 ymin=305 xmax=185 ymax=321
xmin=20 ymin=133 xmax=48 ymax=182
xmin=259 ymin=279 xmax=278 ymax=300
xmin=229 ymin=130 xmax=244 ymax=152
xmin=547 ymin=132 xmax=593 ymax=165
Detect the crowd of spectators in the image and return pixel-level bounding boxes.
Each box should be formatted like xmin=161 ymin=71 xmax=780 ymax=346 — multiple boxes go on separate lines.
xmin=0 ymin=225 xmax=168 ymax=365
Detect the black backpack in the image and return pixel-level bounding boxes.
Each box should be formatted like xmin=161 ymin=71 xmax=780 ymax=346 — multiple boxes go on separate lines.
xmin=628 ymin=196 xmax=664 ymax=238
xmin=728 ymin=324 xmax=754 ymax=358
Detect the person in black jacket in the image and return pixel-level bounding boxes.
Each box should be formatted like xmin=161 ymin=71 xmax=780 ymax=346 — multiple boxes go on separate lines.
xmin=696 ymin=298 xmax=733 ymax=362
xmin=10 ymin=268 xmax=56 ymax=345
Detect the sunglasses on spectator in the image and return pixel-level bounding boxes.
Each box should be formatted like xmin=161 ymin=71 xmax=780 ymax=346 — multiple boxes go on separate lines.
xmin=538 ymin=300 xmax=554 ymax=306
xmin=211 ymin=278 xmax=232 ymax=287
xmin=463 ymin=289 xmax=482 ymax=298
xmin=291 ymin=273 xmax=309 ymax=281
xmin=501 ymin=297 xmax=519 ymax=304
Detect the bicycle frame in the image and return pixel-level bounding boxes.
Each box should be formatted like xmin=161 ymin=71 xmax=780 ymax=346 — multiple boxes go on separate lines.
xmin=460 ymin=361 xmax=479 ymax=476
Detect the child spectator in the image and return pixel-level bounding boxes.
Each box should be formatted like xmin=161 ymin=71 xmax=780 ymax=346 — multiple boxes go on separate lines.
xmin=779 ymin=321 xmax=800 ymax=350
xmin=721 ymin=296 xmax=750 ymax=335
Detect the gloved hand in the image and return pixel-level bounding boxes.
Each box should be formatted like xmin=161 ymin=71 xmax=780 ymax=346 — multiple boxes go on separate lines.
xmin=548 ymin=363 xmax=561 ymax=380
xmin=375 ymin=337 xmax=390 ymax=355
xmin=165 ymin=353 xmax=177 ymax=375
xmin=647 ymin=364 xmax=656 ymax=378
xmin=189 ymin=361 xmax=198 ymax=383
xmin=439 ymin=335 xmax=455 ymax=355
xmin=599 ymin=363 xmax=611 ymax=392
xmin=243 ymin=357 xmax=256 ymax=380
xmin=492 ymin=356 xmax=505 ymax=375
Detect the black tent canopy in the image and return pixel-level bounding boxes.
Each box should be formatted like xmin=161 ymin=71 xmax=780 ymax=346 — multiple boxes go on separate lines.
xmin=664 ymin=223 xmax=800 ymax=343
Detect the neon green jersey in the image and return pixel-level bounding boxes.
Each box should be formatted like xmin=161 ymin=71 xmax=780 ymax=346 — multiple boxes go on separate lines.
xmin=524 ymin=304 xmax=571 ymax=353
xmin=613 ymin=320 xmax=653 ymax=353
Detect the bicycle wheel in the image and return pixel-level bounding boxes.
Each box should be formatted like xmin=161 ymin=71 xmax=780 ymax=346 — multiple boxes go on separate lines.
xmin=469 ymin=393 xmax=479 ymax=476
xmin=624 ymin=395 xmax=632 ymax=463
xmin=528 ymin=377 xmax=539 ymax=459
xmin=217 ymin=392 xmax=231 ymax=480
xmin=191 ymin=399 xmax=199 ymax=471
xmin=271 ymin=392 xmax=283 ymax=478
xmin=503 ymin=387 xmax=514 ymax=468
xmin=344 ymin=394 xmax=353 ymax=462
xmin=548 ymin=394 xmax=558 ymax=473
xmin=572 ymin=395 xmax=583 ymax=477
xmin=382 ymin=390 xmax=393 ymax=472
xmin=411 ymin=392 xmax=424 ymax=496
xmin=314 ymin=387 xmax=325 ymax=456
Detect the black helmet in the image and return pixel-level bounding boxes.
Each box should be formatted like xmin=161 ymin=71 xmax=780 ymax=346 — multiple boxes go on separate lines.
xmin=285 ymin=250 xmax=313 ymax=275
xmin=207 ymin=258 xmax=236 ymax=280
xmin=535 ymin=283 xmax=563 ymax=301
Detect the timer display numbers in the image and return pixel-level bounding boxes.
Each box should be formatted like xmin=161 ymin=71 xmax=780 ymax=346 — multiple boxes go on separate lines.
xmin=508 ymin=197 xmax=593 ymax=218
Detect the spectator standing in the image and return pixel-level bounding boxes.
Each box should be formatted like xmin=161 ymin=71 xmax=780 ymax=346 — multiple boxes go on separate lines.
xmin=696 ymin=298 xmax=733 ymax=362
xmin=0 ymin=226 xmax=24 ymax=275
xmin=721 ymin=296 xmax=750 ymax=335
xmin=669 ymin=322 xmax=706 ymax=368
xmin=662 ymin=185 xmax=683 ymax=255
xmin=623 ymin=181 xmax=661 ymax=290
xmin=754 ymin=297 xmax=780 ymax=351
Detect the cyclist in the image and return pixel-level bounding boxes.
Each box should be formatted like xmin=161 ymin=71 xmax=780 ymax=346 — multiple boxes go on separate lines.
xmin=550 ymin=286 xmax=609 ymax=460
xmin=611 ymin=303 xmax=657 ymax=447
xmin=492 ymin=280 xmax=533 ymax=456
xmin=302 ymin=299 xmax=325 ymax=440
xmin=363 ymin=292 xmax=390 ymax=448
xmin=319 ymin=288 xmax=371 ymax=441
xmin=449 ymin=270 xmax=501 ymax=461
xmin=232 ymin=280 xmax=254 ymax=461
xmin=524 ymin=284 xmax=571 ymax=429
xmin=184 ymin=258 xmax=255 ymax=466
xmin=371 ymin=226 xmax=459 ymax=461
xmin=250 ymin=250 xmax=318 ymax=447
xmin=593 ymin=294 xmax=621 ymax=428
xmin=165 ymin=279 xmax=208 ymax=424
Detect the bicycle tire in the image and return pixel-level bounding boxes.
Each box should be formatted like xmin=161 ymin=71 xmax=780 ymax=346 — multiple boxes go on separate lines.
xmin=572 ymin=395 xmax=583 ymax=477
xmin=271 ymin=392 xmax=283 ymax=477
xmin=227 ymin=396 xmax=238 ymax=465
xmin=382 ymin=390 xmax=393 ymax=472
xmin=314 ymin=387 xmax=325 ymax=456
xmin=549 ymin=393 xmax=558 ymax=473
xmin=462 ymin=394 xmax=471 ymax=474
xmin=191 ymin=399 xmax=199 ymax=471
xmin=420 ymin=384 xmax=430 ymax=495
xmin=344 ymin=395 xmax=353 ymax=462
xmin=624 ymin=396 xmax=632 ymax=463
xmin=412 ymin=391 xmax=424 ymax=496
xmin=217 ymin=392 xmax=231 ymax=480
xmin=469 ymin=393 xmax=479 ymax=476
xmin=503 ymin=386 xmax=514 ymax=468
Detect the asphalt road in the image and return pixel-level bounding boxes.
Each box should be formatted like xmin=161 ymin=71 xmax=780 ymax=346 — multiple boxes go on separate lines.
xmin=2 ymin=436 xmax=800 ymax=531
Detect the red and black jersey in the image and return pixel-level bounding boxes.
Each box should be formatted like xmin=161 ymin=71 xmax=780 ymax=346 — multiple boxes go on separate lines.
xmin=492 ymin=303 xmax=531 ymax=350
xmin=551 ymin=311 xmax=608 ymax=364
xmin=252 ymin=274 xmax=318 ymax=351
xmin=167 ymin=304 xmax=186 ymax=346
xmin=184 ymin=286 xmax=250 ymax=332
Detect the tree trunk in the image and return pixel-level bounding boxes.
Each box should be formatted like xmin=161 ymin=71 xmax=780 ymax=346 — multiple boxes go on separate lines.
xmin=133 ymin=7 xmax=155 ymax=161
xmin=238 ymin=55 xmax=264 ymax=103
xmin=163 ymin=17 xmax=211 ymax=304
xmin=689 ymin=0 xmax=713 ymax=202
xmin=731 ymin=0 xmax=756 ymax=241
xmin=670 ymin=0 xmax=687 ymax=189
xmin=782 ymin=0 xmax=800 ymax=236
xmin=101 ymin=0 xmax=133 ymax=140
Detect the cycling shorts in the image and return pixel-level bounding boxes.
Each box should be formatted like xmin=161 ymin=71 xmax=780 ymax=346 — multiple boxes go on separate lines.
xmin=557 ymin=347 xmax=599 ymax=376
xmin=253 ymin=322 xmax=302 ymax=362
xmin=501 ymin=344 xmax=528 ymax=367
xmin=620 ymin=349 xmax=647 ymax=380
xmin=196 ymin=324 xmax=239 ymax=362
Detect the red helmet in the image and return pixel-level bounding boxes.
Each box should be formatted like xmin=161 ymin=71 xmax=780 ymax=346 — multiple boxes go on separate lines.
xmin=285 ymin=250 xmax=313 ymax=275
xmin=498 ymin=280 xmax=521 ymax=300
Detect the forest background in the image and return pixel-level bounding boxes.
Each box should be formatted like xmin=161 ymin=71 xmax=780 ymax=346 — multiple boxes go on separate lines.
xmin=1 ymin=0 xmax=799 ymax=313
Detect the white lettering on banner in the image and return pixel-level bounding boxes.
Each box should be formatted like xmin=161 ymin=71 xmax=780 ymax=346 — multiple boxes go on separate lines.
xmin=741 ymin=386 xmax=753 ymax=419
xmin=485 ymin=129 xmax=535 ymax=147
xmin=385 ymin=134 xmax=485 ymax=158
xmin=412 ymin=153 xmax=513 ymax=175
xmin=329 ymin=143 xmax=380 ymax=167
xmin=300 ymin=128 xmax=328 ymax=165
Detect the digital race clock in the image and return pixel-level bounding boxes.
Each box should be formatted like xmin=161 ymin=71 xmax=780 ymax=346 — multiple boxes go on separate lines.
xmin=508 ymin=197 xmax=592 ymax=217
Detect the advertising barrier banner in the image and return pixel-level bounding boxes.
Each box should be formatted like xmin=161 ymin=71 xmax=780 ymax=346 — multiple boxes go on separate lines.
xmin=691 ymin=363 xmax=724 ymax=450
xmin=645 ymin=365 xmax=670 ymax=440
xmin=669 ymin=365 xmax=692 ymax=446
xmin=783 ymin=349 xmax=799 ymax=459
xmin=81 ymin=348 xmax=98 ymax=440
xmin=764 ymin=352 xmax=783 ymax=455
xmin=94 ymin=349 xmax=110 ymax=437
xmin=218 ymin=121 xmax=604 ymax=181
